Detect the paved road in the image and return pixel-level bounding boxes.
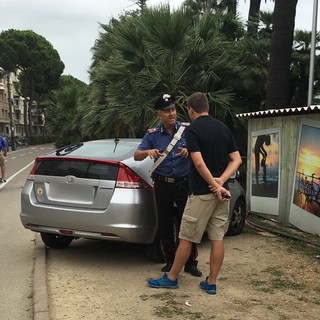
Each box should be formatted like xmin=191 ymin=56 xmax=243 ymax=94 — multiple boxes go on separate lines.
xmin=0 ymin=144 xmax=54 ymax=320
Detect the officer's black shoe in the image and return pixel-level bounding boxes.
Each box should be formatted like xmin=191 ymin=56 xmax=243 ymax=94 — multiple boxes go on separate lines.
xmin=184 ymin=261 xmax=202 ymax=277
xmin=161 ymin=261 xmax=173 ymax=272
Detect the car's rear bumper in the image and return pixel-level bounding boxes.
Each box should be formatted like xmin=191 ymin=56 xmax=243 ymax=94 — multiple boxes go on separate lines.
xmin=20 ymin=184 xmax=158 ymax=244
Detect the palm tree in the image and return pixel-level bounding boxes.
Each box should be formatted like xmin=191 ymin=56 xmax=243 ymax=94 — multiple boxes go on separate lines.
xmin=265 ymin=0 xmax=298 ymax=108
xmin=247 ymin=0 xmax=274 ymax=36
xmin=88 ymin=5 xmax=243 ymax=139
xmin=231 ymin=36 xmax=270 ymax=111
xmin=44 ymin=77 xmax=85 ymax=147
xmin=183 ymin=0 xmax=238 ymax=15
xmin=290 ymin=30 xmax=320 ymax=106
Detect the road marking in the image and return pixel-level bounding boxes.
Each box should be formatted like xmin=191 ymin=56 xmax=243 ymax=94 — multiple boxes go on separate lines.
xmin=0 ymin=160 xmax=35 ymax=191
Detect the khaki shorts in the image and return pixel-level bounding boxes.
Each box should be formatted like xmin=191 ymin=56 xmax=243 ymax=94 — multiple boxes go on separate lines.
xmin=179 ymin=193 xmax=229 ymax=243
xmin=0 ymin=152 xmax=4 ymax=166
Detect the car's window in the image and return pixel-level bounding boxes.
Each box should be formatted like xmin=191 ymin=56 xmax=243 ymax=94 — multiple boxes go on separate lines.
xmin=60 ymin=141 xmax=138 ymax=160
xmin=36 ymin=160 xmax=118 ymax=180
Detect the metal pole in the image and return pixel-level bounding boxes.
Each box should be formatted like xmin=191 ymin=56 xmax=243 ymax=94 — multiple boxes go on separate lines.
xmin=6 ymin=72 xmax=16 ymax=151
xmin=308 ymin=0 xmax=318 ymax=106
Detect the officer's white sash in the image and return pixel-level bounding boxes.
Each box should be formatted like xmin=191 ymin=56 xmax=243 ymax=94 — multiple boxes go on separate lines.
xmin=150 ymin=125 xmax=186 ymax=175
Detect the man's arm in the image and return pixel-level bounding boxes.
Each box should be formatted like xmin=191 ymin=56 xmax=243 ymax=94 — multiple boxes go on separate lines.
xmin=190 ymin=151 xmax=229 ymax=200
xmin=218 ymin=151 xmax=242 ymax=185
xmin=134 ymin=149 xmax=163 ymax=161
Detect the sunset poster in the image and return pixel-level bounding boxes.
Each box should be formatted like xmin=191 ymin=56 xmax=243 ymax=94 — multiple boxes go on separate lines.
xmin=250 ymin=128 xmax=280 ymax=215
xmin=291 ymin=120 xmax=320 ymax=223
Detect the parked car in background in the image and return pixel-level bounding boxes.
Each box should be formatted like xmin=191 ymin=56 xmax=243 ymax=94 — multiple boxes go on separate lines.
xmin=20 ymin=139 xmax=246 ymax=262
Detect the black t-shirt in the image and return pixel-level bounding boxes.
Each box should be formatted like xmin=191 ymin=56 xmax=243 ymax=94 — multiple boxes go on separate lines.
xmin=185 ymin=115 xmax=238 ymax=195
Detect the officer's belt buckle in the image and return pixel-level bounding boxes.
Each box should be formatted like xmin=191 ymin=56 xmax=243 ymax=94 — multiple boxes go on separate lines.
xmin=164 ymin=177 xmax=175 ymax=183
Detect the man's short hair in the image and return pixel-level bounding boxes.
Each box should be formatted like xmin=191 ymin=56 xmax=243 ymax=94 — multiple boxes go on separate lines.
xmin=187 ymin=92 xmax=209 ymax=113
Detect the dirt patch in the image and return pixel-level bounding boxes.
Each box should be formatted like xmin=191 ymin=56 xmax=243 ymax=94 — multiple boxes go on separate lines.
xmin=47 ymin=223 xmax=320 ymax=320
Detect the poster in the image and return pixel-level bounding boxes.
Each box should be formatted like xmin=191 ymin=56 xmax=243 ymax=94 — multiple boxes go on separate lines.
xmin=250 ymin=129 xmax=280 ymax=215
xmin=290 ymin=119 xmax=320 ymax=235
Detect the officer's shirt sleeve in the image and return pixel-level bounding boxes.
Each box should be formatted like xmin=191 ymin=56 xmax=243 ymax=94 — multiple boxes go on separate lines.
xmin=137 ymin=132 xmax=153 ymax=151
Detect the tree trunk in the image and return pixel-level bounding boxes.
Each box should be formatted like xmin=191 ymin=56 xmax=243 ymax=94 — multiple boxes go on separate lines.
xmin=265 ymin=0 xmax=298 ymax=109
xmin=227 ymin=0 xmax=238 ymax=15
xmin=247 ymin=0 xmax=262 ymax=35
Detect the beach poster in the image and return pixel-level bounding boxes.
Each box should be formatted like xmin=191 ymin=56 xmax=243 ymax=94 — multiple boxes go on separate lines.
xmin=250 ymin=128 xmax=280 ymax=215
xmin=290 ymin=119 xmax=320 ymax=235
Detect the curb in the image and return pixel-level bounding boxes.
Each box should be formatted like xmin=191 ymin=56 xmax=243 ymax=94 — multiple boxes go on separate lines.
xmin=33 ymin=233 xmax=50 ymax=320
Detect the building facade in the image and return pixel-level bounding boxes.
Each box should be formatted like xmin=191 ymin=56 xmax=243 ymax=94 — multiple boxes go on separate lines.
xmin=0 ymin=68 xmax=45 ymax=138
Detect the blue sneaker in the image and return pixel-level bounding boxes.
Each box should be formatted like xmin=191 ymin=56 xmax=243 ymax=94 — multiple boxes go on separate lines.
xmin=199 ymin=277 xmax=217 ymax=295
xmin=148 ymin=273 xmax=179 ymax=289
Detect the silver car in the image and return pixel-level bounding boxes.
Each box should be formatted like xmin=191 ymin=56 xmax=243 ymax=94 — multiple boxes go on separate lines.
xmin=20 ymin=139 xmax=246 ymax=261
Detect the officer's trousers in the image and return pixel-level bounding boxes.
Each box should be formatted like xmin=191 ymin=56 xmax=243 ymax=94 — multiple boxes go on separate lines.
xmin=154 ymin=179 xmax=198 ymax=265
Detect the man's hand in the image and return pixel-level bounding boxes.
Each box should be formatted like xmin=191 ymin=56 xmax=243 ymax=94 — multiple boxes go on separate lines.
xmin=147 ymin=149 xmax=163 ymax=159
xmin=209 ymin=184 xmax=231 ymax=201
xmin=176 ymin=147 xmax=188 ymax=158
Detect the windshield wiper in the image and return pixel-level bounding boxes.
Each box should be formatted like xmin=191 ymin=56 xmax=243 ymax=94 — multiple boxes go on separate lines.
xmin=113 ymin=138 xmax=119 ymax=153
xmin=56 ymin=143 xmax=84 ymax=156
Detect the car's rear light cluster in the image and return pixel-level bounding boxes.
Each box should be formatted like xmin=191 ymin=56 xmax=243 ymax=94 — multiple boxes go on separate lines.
xmin=26 ymin=160 xmax=38 ymax=181
xmin=116 ymin=163 xmax=152 ymax=189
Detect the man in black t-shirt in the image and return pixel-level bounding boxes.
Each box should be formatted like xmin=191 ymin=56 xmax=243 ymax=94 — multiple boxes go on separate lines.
xmin=148 ymin=92 xmax=242 ymax=295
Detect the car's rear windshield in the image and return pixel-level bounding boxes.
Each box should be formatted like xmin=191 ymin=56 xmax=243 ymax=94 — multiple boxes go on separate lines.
xmin=57 ymin=141 xmax=138 ymax=160
xmin=35 ymin=160 xmax=118 ymax=180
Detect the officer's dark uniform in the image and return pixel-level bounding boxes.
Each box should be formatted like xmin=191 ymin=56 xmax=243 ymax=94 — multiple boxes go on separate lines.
xmin=136 ymin=95 xmax=201 ymax=276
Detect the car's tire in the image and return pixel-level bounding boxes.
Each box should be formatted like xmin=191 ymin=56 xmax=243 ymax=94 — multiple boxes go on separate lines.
xmin=145 ymin=215 xmax=180 ymax=263
xmin=226 ymin=198 xmax=246 ymax=236
xmin=40 ymin=232 xmax=73 ymax=249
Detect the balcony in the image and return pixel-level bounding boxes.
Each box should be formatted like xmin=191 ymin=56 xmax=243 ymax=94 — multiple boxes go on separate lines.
xmin=0 ymin=83 xmax=5 ymax=91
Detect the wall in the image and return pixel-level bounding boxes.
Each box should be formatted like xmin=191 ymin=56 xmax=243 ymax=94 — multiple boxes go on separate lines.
xmin=247 ymin=112 xmax=320 ymax=235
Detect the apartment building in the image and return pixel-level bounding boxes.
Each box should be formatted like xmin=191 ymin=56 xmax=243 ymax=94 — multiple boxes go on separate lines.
xmin=0 ymin=68 xmax=45 ymax=138
xmin=0 ymin=71 xmax=11 ymax=136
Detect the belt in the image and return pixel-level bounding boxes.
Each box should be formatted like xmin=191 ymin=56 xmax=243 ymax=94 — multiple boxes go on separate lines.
xmin=152 ymin=174 xmax=188 ymax=184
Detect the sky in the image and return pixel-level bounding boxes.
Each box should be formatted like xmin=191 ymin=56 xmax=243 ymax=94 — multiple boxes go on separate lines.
xmin=0 ymin=0 xmax=318 ymax=84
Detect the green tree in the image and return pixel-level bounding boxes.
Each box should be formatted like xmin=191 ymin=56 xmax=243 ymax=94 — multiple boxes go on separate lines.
xmin=247 ymin=0 xmax=274 ymax=36
xmin=0 ymin=29 xmax=64 ymax=136
xmin=290 ymin=30 xmax=320 ymax=106
xmin=44 ymin=75 xmax=87 ymax=147
xmin=88 ymin=5 xmax=243 ymax=140
xmin=183 ymin=0 xmax=238 ymax=14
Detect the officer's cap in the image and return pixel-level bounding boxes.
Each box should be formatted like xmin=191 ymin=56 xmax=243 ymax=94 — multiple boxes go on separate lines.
xmin=154 ymin=93 xmax=175 ymax=110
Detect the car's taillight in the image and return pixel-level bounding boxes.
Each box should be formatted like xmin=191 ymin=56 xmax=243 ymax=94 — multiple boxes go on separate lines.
xmin=116 ymin=163 xmax=152 ymax=189
xmin=26 ymin=161 xmax=38 ymax=181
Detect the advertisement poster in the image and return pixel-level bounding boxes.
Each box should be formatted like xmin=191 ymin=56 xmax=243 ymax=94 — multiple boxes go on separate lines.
xmin=290 ymin=119 xmax=320 ymax=234
xmin=250 ymin=129 xmax=280 ymax=215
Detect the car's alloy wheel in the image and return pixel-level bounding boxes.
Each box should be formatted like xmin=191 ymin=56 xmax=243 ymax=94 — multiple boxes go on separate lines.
xmin=40 ymin=232 xmax=74 ymax=249
xmin=226 ymin=198 xmax=246 ymax=236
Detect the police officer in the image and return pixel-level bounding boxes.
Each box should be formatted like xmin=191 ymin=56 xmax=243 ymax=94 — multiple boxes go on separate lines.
xmin=134 ymin=94 xmax=201 ymax=277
